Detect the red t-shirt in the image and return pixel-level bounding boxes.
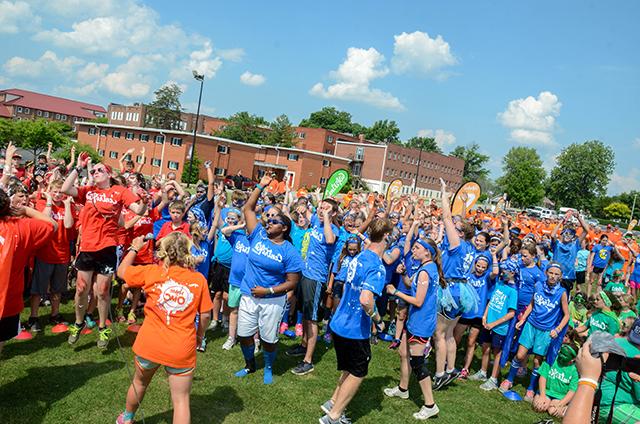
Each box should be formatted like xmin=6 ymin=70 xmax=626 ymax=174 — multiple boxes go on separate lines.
xmin=74 ymin=185 xmax=139 ymax=252
xmin=34 ymin=199 xmax=77 ymax=264
xmin=0 ymin=218 xmax=55 ymax=317
xmin=157 ymin=221 xmax=191 ymax=241
xmin=123 ymin=207 xmax=161 ymax=265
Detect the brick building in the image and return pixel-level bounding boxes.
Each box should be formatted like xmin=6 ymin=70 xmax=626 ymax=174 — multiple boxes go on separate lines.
xmin=107 ymin=103 xmax=212 ymax=133
xmin=0 ymin=88 xmax=106 ymax=131
xmin=75 ymin=122 xmax=351 ymax=188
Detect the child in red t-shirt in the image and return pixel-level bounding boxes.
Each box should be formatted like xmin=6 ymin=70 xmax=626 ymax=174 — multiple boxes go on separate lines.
xmin=157 ymin=200 xmax=190 ymax=241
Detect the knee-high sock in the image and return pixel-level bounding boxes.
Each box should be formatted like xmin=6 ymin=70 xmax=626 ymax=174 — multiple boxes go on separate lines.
xmin=506 ymin=358 xmax=521 ymax=383
xmin=235 ymin=344 xmax=256 ymax=377
xmin=527 ymin=367 xmax=539 ymax=392
xmin=296 ymin=311 xmax=303 ymax=325
xmin=263 ymin=348 xmax=277 ymax=384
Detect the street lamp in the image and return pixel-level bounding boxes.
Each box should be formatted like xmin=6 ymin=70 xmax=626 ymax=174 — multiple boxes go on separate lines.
xmin=187 ymin=70 xmax=205 ymax=187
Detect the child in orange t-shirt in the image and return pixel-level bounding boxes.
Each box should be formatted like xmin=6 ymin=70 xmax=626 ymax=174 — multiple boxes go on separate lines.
xmin=116 ymin=232 xmax=213 ymax=424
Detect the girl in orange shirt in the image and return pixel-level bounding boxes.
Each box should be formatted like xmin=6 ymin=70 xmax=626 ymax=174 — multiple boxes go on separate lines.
xmin=116 ymin=232 xmax=213 ymax=424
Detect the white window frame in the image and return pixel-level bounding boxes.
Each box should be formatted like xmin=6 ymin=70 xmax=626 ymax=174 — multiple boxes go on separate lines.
xmin=168 ymin=161 xmax=179 ymax=170
xmin=151 ymin=158 xmax=161 ymax=167
xmin=43 ymin=111 xmax=49 ymax=118
xmin=320 ymin=177 xmax=327 ymax=184
xmin=171 ymin=137 xmax=183 ymax=146
xmin=88 ymin=127 xmax=97 ymax=135
xmin=298 ymin=132 xmax=306 ymax=139
xmin=17 ymin=106 xmax=23 ymax=113
xmin=287 ymin=153 xmax=299 ymax=161
xmin=217 ymin=145 xmax=229 ymax=154
xmin=36 ymin=110 xmax=42 ymax=116
xmin=113 ymin=130 xmax=121 ymax=138
xmin=322 ymin=159 xmax=330 ymax=167
xmin=109 ymin=151 xmax=118 ymax=159
xmin=24 ymin=107 xmax=30 ymax=114
xmin=355 ymin=147 xmax=364 ymax=161
xmin=125 ymin=132 xmax=134 ymax=140
xmin=98 ymin=149 xmax=105 ymax=157
xmin=100 ymin=128 xmax=108 ymax=136
xmin=60 ymin=114 xmax=67 ymax=120
xmin=140 ymin=134 xmax=149 ymax=142
xmin=155 ymin=135 xmax=164 ymax=144
xmin=214 ymin=167 xmax=226 ymax=176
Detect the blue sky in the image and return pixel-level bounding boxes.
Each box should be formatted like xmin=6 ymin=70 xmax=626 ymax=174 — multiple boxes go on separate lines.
xmin=1 ymin=0 xmax=638 ymax=193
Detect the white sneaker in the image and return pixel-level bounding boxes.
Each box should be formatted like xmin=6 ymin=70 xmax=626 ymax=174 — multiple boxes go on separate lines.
xmin=208 ymin=320 xmax=218 ymax=331
xmin=469 ymin=370 xmax=487 ymax=381
xmin=383 ymin=385 xmax=409 ymax=399
xmin=480 ymin=378 xmax=499 ymax=391
xmin=413 ymin=404 xmax=439 ymax=420
xmin=222 ymin=336 xmax=236 ymax=350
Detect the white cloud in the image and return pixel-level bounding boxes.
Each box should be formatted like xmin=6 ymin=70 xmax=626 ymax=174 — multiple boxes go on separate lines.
xmin=609 ymin=167 xmax=640 ymax=194
xmin=218 ymin=48 xmax=245 ymax=62
xmin=417 ymin=129 xmax=456 ymax=148
xmin=310 ymin=47 xmax=404 ymax=111
xmin=77 ymin=62 xmax=109 ymax=82
xmin=632 ymin=138 xmax=640 ymax=149
xmin=101 ymin=54 xmax=161 ymax=98
xmin=188 ymin=41 xmax=222 ymax=79
xmin=240 ymin=71 xmax=266 ymax=86
xmin=391 ymin=31 xmax=457 ymax=79
xmin=498 ymin=91 xmax=562 ymax=146
xmin=0 ymin=1 xmax=40 ymax=33
xmin=3 ymin=50 xmax=84 ymax=78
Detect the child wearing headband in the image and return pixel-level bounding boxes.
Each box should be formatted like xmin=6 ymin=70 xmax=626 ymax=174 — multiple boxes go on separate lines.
xmin=575 ymin=291 xmax=621 ymax=336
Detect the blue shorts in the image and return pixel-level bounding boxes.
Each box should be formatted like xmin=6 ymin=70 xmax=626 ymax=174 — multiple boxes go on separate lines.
xmin=478 ymin=329 xmax=506 ymax=349
xmin=135 ymin=355 xmax=194 ymax=376
xmin=518 ymin=322 xmax=552 ymax=356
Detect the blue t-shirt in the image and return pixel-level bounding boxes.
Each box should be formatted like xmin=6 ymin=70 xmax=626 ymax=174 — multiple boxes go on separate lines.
xmin=330 ymin=250 xmax=386 ymax=340
xmin=383 ymin=245 xmax=402 ymax=284
xmin=517 ymin=264 xmax=546 ymax=310
xmin=407 ymin=262 xmax=439 ymax=338
xmin=630 ymin=254 xmax=640 ymax=281
xmin=153 ymin=205 xmax=171 ymax=238
xmin=461 ymin=268 xmax=494 ymax=320
xmin=552 ymin=239 xmax=580 ymax=280
xmin=440 ymin=236 xmax=476 ymax=280
xmin=290 ymin=223 xmax=310 ymax=253
xmin=401 ymin=250 xmax=421 ymax=294
xmin=191 ymin=239 xmax=211 ymax=278
xmin=332 ymin=254 xmax=357 ymax=283
xmin=528 ymin=281 xmax=567 ymax=331
xmin=591 ymin=244 xmax=613 ymax=269
xmin=486 ymin=281 xmax=518 ymax=336
xmin=240 ymin=224 xmax=304 ymax=296
xmin=331 ymin=226 xmax=352 ymax=264
xmin=212 ymin=229 xmax=233 ymax=267
xmin=225 ymin=230 xmax=250 ymax=287
xmin=575 ymin=249 xmax=589 ymax=272
xmin=302 ymin=214 xmax=339 ymax=282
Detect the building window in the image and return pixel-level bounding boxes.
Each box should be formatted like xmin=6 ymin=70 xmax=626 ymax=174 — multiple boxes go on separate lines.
xmin=36 ymin=110 xmax=42 ymax=116
xmin=125 ymin=132 xmax=134 ymax=140
xmin=140 ymin=134 xmax=149 ymax=142
xmin=17 ymin=106 xmax=23 ymax=113
xmin=136 ymin=155 xmax=144 ymax=164
xmin=320 ymin=177 xmax=327 ymax=184
xmin=355 ymin=147 xmax=364 ymax=161
xmin=298 ymin=132 xmax=306 ymax=139
xmin=124 ymin=153 xmax=132 ymax=161
xmin=88 ymin=127 xmax=97 ymax=135
xmin=287 ymin=153 xmax=299 ymax=161
xmin=327 ymin=136 xmax=334 ymax=143
xmin=353 ymin=163 xmax=362 ymax=176
xmin=217 ymin=145 xmax=229 ymax=154
xmin=61 ymin=114 xmax=67 ymax=120
xmin=109 ymin=151 xmax=118 ymax=159
xmin=24 ymin=108 xmax=30 ymax=114
xmin=100 ymin=128 xmax=108 ymax=136
xmin=43 ymin=111 xmax=49 ymax=118
xmin=110 ymin=111 xmax=117 ymax=120
xmin=171 ymin=137 xmax=183 ymax=146
xmin=113 ymin=130 xmax=122 ymax=138
xmin=55 ymin=113 xmax=61 ymax=120
xmin=98 ymin=149 xmax=104 ymax=157
xmin=168 ymin=161 xmax=179 ymax=170
xmin=214 ymin=167 xmax=226 ymax=176
xmin=118 ymin=111 xmax=124 ymax=120
xmin=155 ymin=135 xmax=164 ymax=144
xmin=151 ymin=158 xmax=161 ymax=167
xmin=322 ymin=159 xmax=331 ymax=167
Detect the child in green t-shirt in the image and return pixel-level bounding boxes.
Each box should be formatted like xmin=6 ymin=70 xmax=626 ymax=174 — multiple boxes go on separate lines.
xmin=618 ymin=294 xmax=638 ymax=329
xmin=576 ymin=291 xmax=621 ymax=336
xmin=568 ymin=293 xmax=588 ymax=328
xmin=532 ymin=340 xmax=580 ymax=418
xmin=604 ymin=269 xmax=628 ymax=295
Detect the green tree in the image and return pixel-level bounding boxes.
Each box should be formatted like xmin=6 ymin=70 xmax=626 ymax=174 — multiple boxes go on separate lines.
xmin=299 ymin=107 xmax=364 ymax=135
xmin=90 ymin=117 xmax=108 ymax=124
xmin=405 ymin=136 xmax=442 ymax=153
xmin=145 ymin=83 xmax=183 ymax=130
xmin=546 ymin=140 xmax=615 ymax=211
xmin=54 ymin=141 xmax=101 ymax=164
xmin=265 ymin=114 xmax=295 ymax=147
xmin=12 ymin=119 xmax=72 ymax=158
xmin=496 ymin=147 xmax=546 ymax=208
xmin=181 ymin=152 xmax=202 ymax=185
xmin=365 ymin=119 xmax=401 ymax=144
xmin=450 ymin=143 xmax=490 ymax=183
xmin=603 ymin=202 xmax=631 ymax=220
xmin=214 ymin=111 xmax=269 ymax=144
xmin=0 ymin=119 xmax=16 ymax=148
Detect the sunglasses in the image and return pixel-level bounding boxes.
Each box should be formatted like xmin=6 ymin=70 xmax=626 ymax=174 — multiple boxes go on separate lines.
xmin=267 ymin=218 xmax=285 ymax=226
xmin=265 ymin=213 xmax=278 ymax=218
xmin=226 ymin=219 xmax=238 ymax=225
xmin=90 ymin=168 xmax=107 ymax=175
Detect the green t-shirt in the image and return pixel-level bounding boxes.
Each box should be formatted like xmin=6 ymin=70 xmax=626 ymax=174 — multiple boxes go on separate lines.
xmin=539 ymin=360 xmax=579 ymax=399
xmin=600 ymin=338 xmax=640 ymax=408
xmin=568 ymin=302 xmax=588 ymax=327
xmin=604 ymin=282 xmax=627 ymax=295
xmin=618 ymin=309 xmax=637 ymax=322
xmin=586 ymin=310 xmax=621 ymax=336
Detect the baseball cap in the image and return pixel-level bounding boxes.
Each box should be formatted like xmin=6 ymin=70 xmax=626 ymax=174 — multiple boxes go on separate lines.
xmin=629 ymin=318 xmax=640 ymax=346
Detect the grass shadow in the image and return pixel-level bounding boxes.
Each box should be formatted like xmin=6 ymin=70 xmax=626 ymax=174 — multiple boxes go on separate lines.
xmin=347 ymin=375 xmax=394 ymax=421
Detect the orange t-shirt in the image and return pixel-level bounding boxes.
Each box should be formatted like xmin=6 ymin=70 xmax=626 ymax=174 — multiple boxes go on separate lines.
xmin=75 ymin=185 xmax=139 ymax=252
xmin=34 ymin=199 xmax=77 ymax=264
xmin=123 ymin=264 xmax=213 ymax=368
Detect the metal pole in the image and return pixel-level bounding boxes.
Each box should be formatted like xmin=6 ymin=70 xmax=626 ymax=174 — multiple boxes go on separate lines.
xmin=187 ymin=74 xmax=204 ymax=187
xmin=413 ymin=147 xmax=423 ymax=193
xmin=630 ymin=193 xmax=637 ymax=223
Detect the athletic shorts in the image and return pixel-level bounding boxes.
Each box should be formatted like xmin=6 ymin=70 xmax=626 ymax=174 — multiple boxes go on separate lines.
xmin=237 ymin=294 xmax=286 ymax=344
xmin=0 ymin=314 xmax=20 ymax=342
xmin=592 ymin=266 xmax=605 ymax=275
xmin=135 ymin=355 xmax=193 ymax=376
xmin=518 ymin=321 xmax=552 ymax=356
xmin=75 ymin=246 xmax=117 ymax=275
xmin=332 ymin=281 xmax=344 ymax=299
xmin=438 ymin=304 xmax=463 ymax=321
xmin=478 ymin=329 xmax=507 ymax=349
xmin=31 ymin=259 xmax=68 ymax=295
xmin=300 ymin=276 xmax=326 ymax=322
xmin=576 ymin=271 xmax=586 ymax=286
xmin=406 ymin=329 xmax=430 ymax=345
xmin=333 ymin=333 xmax=371 ymax=378
xmin=458 ymin=317 xmax=483 ymax=329
xmin=629 ymin=280 xmax=640 ymax=289
xmin=227 ymin=285 xmax=242 ymax=309
xmin=208 ymin=262 xmax=230 ymax=294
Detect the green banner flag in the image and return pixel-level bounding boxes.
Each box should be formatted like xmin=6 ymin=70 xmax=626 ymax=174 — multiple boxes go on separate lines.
xmin=323 ymin=169 xmax=350 ymax=199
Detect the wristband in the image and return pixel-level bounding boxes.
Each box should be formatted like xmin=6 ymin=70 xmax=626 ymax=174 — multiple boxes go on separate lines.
xmin=74 ymin=166 xmax=83 ymax=174
xmin=256 ymin=184 xmax=264 ymax=191
xmin=392 ymin=288 xmax=399 ymax=296
xmin=578 ymin=377 xmax=598 ymax=387
xmin=128 ymin=247 xmax=139 ymax=253
xmin=268 ymin=287 xmax=275 ymax=295
xmin=578 ymin=379 xmax=597 ymax=391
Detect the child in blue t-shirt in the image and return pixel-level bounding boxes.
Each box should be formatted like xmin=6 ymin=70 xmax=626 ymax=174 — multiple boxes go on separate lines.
xmin=478 ymin=260 xmax=518 ymax=391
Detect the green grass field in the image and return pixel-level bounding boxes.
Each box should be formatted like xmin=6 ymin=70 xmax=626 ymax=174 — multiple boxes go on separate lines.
xmin=1 ymin=303 xmax=552 ymax=424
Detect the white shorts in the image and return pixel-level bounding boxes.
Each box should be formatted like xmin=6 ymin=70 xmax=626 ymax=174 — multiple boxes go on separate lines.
xmin=237 ymin=294 xmax=286 ymax=344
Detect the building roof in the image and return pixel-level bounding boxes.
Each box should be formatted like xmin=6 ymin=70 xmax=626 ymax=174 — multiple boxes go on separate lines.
xmin=0 ymin=104 xmax=11 ymax=118
xmin=1 ymin=88 xmax=106 ymax=119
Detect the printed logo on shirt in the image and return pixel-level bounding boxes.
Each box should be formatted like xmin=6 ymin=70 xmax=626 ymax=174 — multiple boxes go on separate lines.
xmin=346 ymin=257 xmax=358 ymax=284
xmin=468 ymin=275 xmax=486 ymax=288
xmin=0 ymin=235 xmax=4 ymax=246
xmin=234 ymin=240 xmax=250 ymax=254
xmin=253 ymin=241 xmax=283 ymax=262
xmin=86 ymin=191 xmax=118 ymax=205
xmin=462 ymin=252 xmax=475 ymax=273
xmin=157 ymin=278 xmax=194 ymax=324
xmin=599 ymin=249 xmax=608 ymax=260
xmin=548 ymin=368 xmax=571 ymax=384
xmin=589 ymin=317 xmax=607 ymax=331
xmin=309 ymin=226 xmax=325 ymax=243
xmin=490 ymin=289 xmax=507 ymax=311
xmin=534 ymin=293 xmax=558 ymax=312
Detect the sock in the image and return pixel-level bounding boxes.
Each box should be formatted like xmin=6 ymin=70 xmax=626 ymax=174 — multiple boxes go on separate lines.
xmin=235 ymin=344 xmax=256 ymax=377
xmin=296 ymin=311 xmax=303 ymax=325
xmin=398 ymin=386 xmax=408 ymax=392
xmin=435 ymin=372 xmax=445 ymax=378
xmin=446 ymin=368 xmax=455 ymax=374
xmin=489 ymin=377 xmax=498 ymax=383
xmin=527 ymin=367 xmax=540 ymax=392
xmin=425 ymin=403 xmax=435 ymax=409
xmin=506 ymin=359 xmax=520 ymax=383
xmin=122 ymin=410 xmax=135 ymax=422
xmin=263 ymin=349 xmax=277 ymax=385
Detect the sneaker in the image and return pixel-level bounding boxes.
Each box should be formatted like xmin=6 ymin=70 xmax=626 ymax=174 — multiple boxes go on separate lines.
xmin=115 ymin=412 xmax=133 ymax=424
xmin=383 ymin=385 xmax=409 ymax=399
xmin=26 ymin=317 xmax=42 ymax=332
xmin=295 ymin=322 xmax=303 ymax=337
xmin=319 ymin=414 xmax=351 ymax=424
xmin=323 ymin=332 xmax=332 ymax=344
xmin=469 ymin=370 xmax=488 ymax=381
xmin=458 ymin=368 xmax=469 ymax=380
xmin=480 ymin=378 xmax=499 ymax=391
xmin=222 ymin=336 xmax=236 ymax=350
xmin=432 ymin=374 xmax=447 ymax=391
xmin=279 ymin=322 xmax=289 ymax=334
xmin=320 ymin=399 xmax=334 ymax=414
xmin=97 ymin=327 xmax=111 ymax=349
xmin=84 ymin=314 xmax=97 ymax=329
xmin=49 ymin=314 xmax=66 ymax=325
xmin=413 ymin=404 xmax=439 ymax=420
xmin=127 ymin=310 xmax=136 ymax=324
xmin=208 ymin=320 xmax=218 ymax=331
xmin=443 ymin=369 xmax=460 ymax=387
xmin=197 ymin=337 xmax=206 ymax=353
xmin=387 ymin=321 xmax=396 ymax=336
xmin=116 ymin=309 xmax=126 ymax=323
xmin=498 ymin=380 xmax=513 ymax=394
xmin=68 ymin=322 xmax=85 ymax=344
xmin=388 ymin=339 xmax=401 ymax=350
xmin=285 ymin=344 xmax=306 ymax=357
xmin=524 ymin=390 xmax=535 ymax=403
xmin=292 ymin=361 xmax=314 ymax=376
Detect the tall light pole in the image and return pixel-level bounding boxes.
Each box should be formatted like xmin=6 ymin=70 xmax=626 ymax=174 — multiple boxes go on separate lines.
xmin=188 ymin=70 xmax=204 ymax=187
xmin=630 ymin=193 xmax=638 ymax=224
xmin=413 ymin=147 xmax=423 ymax=193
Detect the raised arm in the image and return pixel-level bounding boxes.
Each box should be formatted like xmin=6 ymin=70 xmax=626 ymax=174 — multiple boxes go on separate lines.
xmin=119 ymin=148 xmax=135 ymax=173
xmin=243 ymin=174 xmax=272 ymax=234
xmin=62 ymin=151 xmax=89 ymax=198
xmin=440 ymin=178 xmax=460 ymax=249
xmin=62 ymin=196 xmax=75 ymax=229
xmin=135 ymin=147 xmax=145 ymax=173
xmin=65 ymin=145 xmax=76 ymax=172
xmin=0 ymin=141 xmax=17 ymax=189
xmin=46 ymin=141 xmax=53 ymax=162
xmin=576 ymin=213 xmax=590 ymax=243
xmin=203 ymin=160 xmax=215 ymax=202
xmin=322 ymin=207 xmax=336 ymax=244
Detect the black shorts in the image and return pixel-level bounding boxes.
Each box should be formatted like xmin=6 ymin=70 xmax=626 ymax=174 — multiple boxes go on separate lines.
xmin=478 ymin=328 xmax=506 ymax=349
xmin=457 ymin=317 xmax=483 ymax=329
xmin=406 ymin=329 xmax=430 ymax=345
xmin=576 ymin=271 xmax=586 ymax=286
xmin=75 ymin=246 xmax=117 ymax=275
xmin=332 ymin=281 xmax=344 ymax=299
xmin=31 ymin=259 xmax=68 ymax=295
xmin=300 ymin=276 xmax=326 ymax=322
xmin=0 ymin=314 xmax=21 ymax=342
xmin=208 ymin=262 xmax=230 ymax=294
xmin=333 ymin=333 xmax=371 ymax=378
xmin=592 ymin=266 xmax=605 ymax=275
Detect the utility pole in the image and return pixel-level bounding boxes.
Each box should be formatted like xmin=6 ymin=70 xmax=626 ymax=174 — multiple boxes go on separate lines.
xmin=187 ymin=70 xmax=205 ymax=187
